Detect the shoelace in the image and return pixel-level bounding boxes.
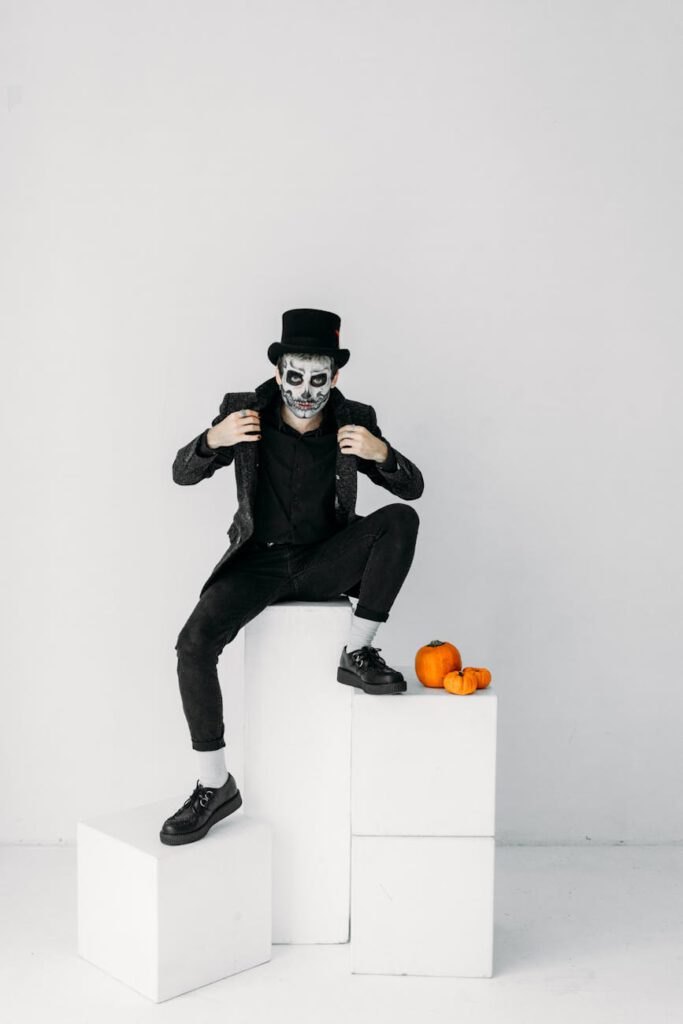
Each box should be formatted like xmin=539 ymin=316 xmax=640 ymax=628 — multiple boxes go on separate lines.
xmin=350 ymin=645 xmax=388 ymax=669
xmin=182 ymin=778 xmax=215 ymax=811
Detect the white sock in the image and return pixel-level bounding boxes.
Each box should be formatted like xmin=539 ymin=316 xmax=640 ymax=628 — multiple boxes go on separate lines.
xmin=196 ymin=749 xmax=229 ymax=788
xmin=346 ymin=613 xmax=381 ymax=654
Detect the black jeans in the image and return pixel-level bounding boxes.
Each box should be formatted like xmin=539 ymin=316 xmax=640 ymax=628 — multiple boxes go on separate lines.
xmin=175 ymin=502 xmax=420 ymax=751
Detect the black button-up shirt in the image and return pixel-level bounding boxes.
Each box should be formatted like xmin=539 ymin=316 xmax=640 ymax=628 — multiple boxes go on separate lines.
xmin=251 ymin=395 xmax=340 ymax=545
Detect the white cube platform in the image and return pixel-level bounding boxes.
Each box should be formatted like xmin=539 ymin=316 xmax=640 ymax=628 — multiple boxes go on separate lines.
xmin=350 ymin=667 xmax=498 ymax=977
xmin=351 ymin=672 xmax=497 ymax=836
xmin=351 ymin=835 xmax=495 ymax=977
xmin=244 ymin=598 xmax=354 ymax=944
xmin=77 ymin=798 xmax=271 ymax=1002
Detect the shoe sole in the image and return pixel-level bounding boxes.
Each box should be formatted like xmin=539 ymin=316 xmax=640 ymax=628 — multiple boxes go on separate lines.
xmin=337 ymin=666 xmax=406 ymax=694
xmin=159 ymin=788 xmax=243 ymax=846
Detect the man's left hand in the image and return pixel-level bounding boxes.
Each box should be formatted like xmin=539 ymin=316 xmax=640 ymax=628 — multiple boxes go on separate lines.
xmin=337 ymin=424 xmax=389 ymax=464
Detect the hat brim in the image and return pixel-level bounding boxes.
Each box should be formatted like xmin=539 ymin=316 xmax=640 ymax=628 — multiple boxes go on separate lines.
xmin=268 ymin=342 xmax=350 ymax=368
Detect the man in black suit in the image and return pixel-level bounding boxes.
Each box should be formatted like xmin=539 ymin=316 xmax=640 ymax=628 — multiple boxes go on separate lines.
xmin=161 ymin=309 xmax=424 ymax=845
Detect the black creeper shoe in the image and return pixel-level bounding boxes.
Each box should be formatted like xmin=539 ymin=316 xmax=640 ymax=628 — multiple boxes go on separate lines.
xmin=159 ymin=774 xmax=242 ymax=846
xmin=337 ymin=645 xmax=406 ymax=694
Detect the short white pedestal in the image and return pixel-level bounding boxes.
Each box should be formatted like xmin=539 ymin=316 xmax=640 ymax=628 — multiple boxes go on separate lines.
xmin=77 ymin=799 xmax=271 ymax=1002
xmin=244 ymin=598 xmax=354 ymax=943
xmin=350 ymin=668 xmax=498 ymax=977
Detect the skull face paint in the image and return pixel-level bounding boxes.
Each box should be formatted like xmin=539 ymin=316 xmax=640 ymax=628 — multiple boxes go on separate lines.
xmin=278 ymin=353 xmax=335 ymax=420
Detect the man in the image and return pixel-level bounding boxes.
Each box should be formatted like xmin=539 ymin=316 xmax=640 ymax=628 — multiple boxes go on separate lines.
xmin=160 ymin=308 xmax=424 ymax=845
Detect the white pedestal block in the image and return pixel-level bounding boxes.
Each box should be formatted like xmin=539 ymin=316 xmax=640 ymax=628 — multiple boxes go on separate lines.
xmin=244 ymin=598 xmax=354 ymax=944
xmin=351 ymin=669 xmax=497 ymax=836
xmin=351 ymin=835 xmax=495 ymax=977
xmin=350 ymin=666 xmax=497 ymax=977
xmin=77 ymin=799 xmax=271 ymax=1002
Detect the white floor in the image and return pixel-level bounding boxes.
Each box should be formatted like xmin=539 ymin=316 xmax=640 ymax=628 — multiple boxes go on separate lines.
xmin=2 ymin=845 xmax=681 ymax=1022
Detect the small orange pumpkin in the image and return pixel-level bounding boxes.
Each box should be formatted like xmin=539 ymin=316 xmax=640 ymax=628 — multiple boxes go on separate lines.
xmin=415 ymin=640 xmax=462 ymax=688
xmin=444 ymin=667 xmax=479 ymax=695
xmin=472 ymin=666 xmax=492 ymax=689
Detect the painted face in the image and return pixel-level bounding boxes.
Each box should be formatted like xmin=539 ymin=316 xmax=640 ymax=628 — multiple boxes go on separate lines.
xmin=278 ymin=353 xmax=334 ymax=419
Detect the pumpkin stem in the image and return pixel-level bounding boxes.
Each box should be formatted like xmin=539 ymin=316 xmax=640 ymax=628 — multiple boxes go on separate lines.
xmin=428 ymin=639 xmax=444 ymax=647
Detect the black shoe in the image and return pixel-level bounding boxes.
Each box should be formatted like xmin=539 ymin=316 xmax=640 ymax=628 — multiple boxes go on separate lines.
xmin=159 ymin=774 xmax=243 ymax=846
xmin=337 ymin=645 xmax=406 ymax=694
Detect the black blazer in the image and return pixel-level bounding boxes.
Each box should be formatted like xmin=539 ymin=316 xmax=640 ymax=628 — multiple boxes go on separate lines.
xmin=173 ymin=375 xmax=424 ymax=596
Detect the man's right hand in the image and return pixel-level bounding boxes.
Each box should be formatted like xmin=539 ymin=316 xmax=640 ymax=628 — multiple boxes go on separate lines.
xmin=206 ymin=409 xmax=261 ymax=449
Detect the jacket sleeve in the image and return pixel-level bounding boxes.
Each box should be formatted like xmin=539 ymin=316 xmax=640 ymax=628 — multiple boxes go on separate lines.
xmin=172 ymin=395 xmax=237 ymax=485
xmin=356 ymin=405 xmax=424 ymax=500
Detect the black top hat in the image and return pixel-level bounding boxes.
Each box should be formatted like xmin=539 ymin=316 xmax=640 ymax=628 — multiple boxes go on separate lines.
xmin=267 ymin=308 xmax=350 ymax=368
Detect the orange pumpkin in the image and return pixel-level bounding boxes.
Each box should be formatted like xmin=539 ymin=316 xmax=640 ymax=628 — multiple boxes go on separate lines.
xmin=471 ymin=666 xmax=492 ymax=689
xmin=415 ymin=640 xmax=462 ymax=688
xmin=444 ymin=667 xmax=479 ymax=695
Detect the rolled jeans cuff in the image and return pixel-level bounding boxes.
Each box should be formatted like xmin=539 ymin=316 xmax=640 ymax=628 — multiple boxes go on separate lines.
xmin=354 ymin=602 xmax=389 ymax=623
xmin=192 ymin=735 xmax=226 ymax=752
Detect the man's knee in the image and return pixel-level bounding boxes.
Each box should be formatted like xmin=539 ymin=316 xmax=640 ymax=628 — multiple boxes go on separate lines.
xmin=384 ymin=502 xmax=420 ymax=531
xmin=175 ymin=619 xmax=220 ymax=657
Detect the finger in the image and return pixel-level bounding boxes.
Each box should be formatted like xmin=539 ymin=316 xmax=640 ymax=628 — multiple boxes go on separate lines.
xmin=233 ymin=415 xmax=260 ymax=428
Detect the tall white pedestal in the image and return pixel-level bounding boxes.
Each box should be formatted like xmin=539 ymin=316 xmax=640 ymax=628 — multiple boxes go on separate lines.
xmin=243 ymin=598 xmax=354 ymax=943
xmin=350 ymin=669 xmax=498 ymax=977
xmin=77 ymin=799 xmax=272 ymax=1002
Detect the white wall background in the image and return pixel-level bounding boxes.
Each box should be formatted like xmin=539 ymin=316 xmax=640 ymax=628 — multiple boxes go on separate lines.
xmin=2 ymin=0 xmax=681 ymax=845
